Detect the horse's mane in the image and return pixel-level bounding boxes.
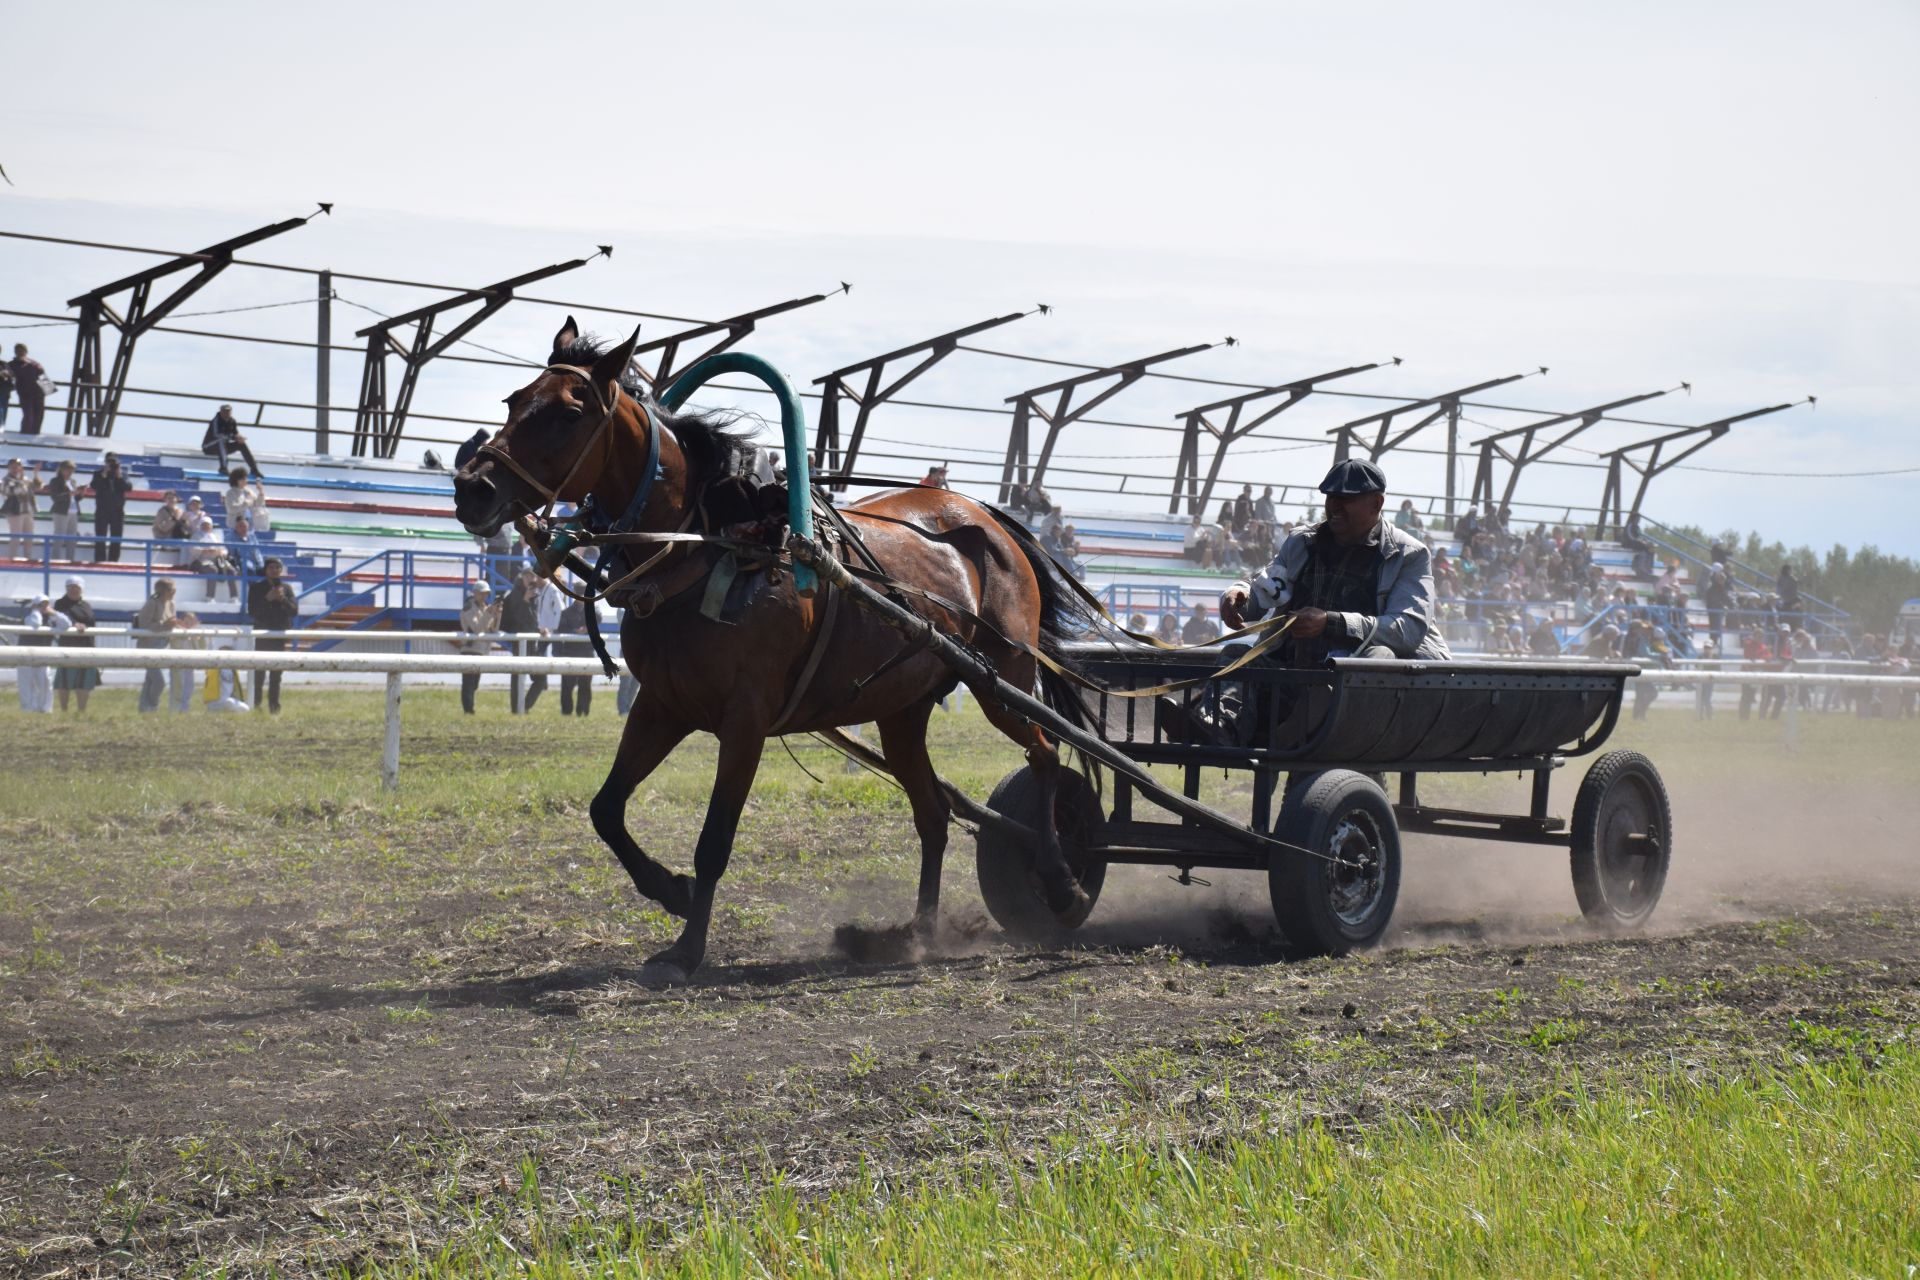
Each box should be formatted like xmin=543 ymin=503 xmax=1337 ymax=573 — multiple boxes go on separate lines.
xmin=552 ymin=336 xmax=760 ymax=483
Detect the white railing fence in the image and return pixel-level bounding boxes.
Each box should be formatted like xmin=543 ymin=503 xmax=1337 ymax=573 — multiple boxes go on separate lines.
xmin=3 ymin=649 xmax=1917 ymax=793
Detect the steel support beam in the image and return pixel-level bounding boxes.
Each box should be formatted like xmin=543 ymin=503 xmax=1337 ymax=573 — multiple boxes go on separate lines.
xmin=1328 ymin=368 xmax=1545 ymax=522
xmin=1465 ymin=386 xmax=1680 ymax=515
xmin=1595 ymin=400 xmax=1807 ymax=536
xmin=63 ymin=205 xmax=328 ymax=437
xmin=1168 ymin=359 xmax=1392 ymax=516
xmin=810 ymin=308 xmax=1032 ymax=487
xmin=349 ymin=252 xmax=605 ymax=458
xmin=998 ymin=341 xmax=1220 ymax=503
xmin=626 ymin=288 xmax=841 ymax=392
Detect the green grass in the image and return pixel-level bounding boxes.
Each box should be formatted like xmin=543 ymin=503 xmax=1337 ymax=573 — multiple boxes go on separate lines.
xmin=354 ymin=1048 xmax=1920 ymax=1278
xmin=1 ymin=680 xmax=1907 ymax=825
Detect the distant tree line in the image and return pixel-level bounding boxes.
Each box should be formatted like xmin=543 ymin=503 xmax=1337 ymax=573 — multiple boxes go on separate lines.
xmin=1669 ymin=524 xmax=1920 ymax=634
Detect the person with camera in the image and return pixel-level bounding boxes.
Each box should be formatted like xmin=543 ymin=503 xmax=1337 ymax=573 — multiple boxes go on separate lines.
xmin=223 ymin=466 xmax=271 ymax=533
xmin=247 ymin=556 xmax=298 ymax=714
xmin=2 ymin=457 xmax=38 ymax=558
xmin=43 ymin=460 xmax=82 ymax=562
xmin=88 ymin=453 xmax=135 ymax=561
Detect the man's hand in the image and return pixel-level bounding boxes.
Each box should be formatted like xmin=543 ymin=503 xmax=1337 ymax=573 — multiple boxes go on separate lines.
xmin=1289 ymin=607 xmax=1329 ymax=638
xmin=1220 ymin=586 xmax=1249 ymax=631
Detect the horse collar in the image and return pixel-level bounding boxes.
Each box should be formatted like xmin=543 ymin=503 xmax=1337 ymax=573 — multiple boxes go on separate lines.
xmin=608 ymin=394 xmax=665 ymax=533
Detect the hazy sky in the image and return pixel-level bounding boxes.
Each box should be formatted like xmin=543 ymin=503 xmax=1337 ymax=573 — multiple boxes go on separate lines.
xmin=3 ymin=0 xmax=1916 ymax=555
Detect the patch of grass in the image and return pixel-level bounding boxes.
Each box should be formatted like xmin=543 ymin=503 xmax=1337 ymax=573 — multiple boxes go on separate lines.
xmin=1790 ymin=1018 xmax=1874 ymax=1055
xmin=365 ymin=1048 xmax=1920 ymax=1278
xmin=385 ymin=1000 xmax=434 ymax=1024
xmin=1522 ymin=1016 xmax=1586 ymax=1051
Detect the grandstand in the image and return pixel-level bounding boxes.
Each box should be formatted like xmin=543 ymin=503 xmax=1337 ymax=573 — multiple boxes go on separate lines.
xmin=0 ymin=431 xmax=479 ymax=637
xmin=2 ymin=425 xmax=1848 ymax=657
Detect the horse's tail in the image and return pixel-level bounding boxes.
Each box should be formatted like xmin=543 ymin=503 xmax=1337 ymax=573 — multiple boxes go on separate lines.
xmin=981 ymin=504 xmax=1101 ymax=740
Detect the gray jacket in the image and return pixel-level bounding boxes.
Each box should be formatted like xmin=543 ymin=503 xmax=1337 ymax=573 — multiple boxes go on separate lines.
xmin=1225 ymin=519 xmax=1452 ymax=659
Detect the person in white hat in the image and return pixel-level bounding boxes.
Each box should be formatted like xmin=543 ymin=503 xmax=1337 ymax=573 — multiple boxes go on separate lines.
xmin=15 ymin=592 xmax=61 ymax=712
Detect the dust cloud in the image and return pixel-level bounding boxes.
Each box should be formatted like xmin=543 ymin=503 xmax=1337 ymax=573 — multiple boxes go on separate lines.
xmin=995 ymin=768 xmax=1916 ymax=958
xmin=823 ymin=750 xmax=1919 ymax=963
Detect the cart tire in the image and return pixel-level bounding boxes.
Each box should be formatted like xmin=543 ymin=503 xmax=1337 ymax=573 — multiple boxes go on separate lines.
xmin=1269 ymin=770 xmax=1401 ymax=957
xmin=1569 ymin=750 xmax=1671 ymax=929
xmin=975 ymin=765 xmax=1106 ymax=940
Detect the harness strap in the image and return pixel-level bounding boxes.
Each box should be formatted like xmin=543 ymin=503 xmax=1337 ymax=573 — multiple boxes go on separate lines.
xmin=768 ymin=576 xmax=842 ymax=735
xmin=836 ymin=561 xmax=1295 ymax=699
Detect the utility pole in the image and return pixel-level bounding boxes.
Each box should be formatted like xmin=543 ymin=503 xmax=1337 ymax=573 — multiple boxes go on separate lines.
xmin=316 ymin=269 xmax=333 ymax=455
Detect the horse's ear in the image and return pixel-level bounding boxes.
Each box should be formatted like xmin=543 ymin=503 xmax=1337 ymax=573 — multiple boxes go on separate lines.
xmin=551 ymin=315 xmax=580 ymax=358
xmin=592 ymin=324 xmax=643 ymax=392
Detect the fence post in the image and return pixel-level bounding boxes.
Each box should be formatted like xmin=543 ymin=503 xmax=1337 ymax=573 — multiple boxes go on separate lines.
xmin=382 ymin=669 xmax=403 ymax=791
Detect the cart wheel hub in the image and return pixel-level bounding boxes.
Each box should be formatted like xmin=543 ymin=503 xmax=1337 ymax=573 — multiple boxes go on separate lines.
xmin=1326 ymin=814 xmax=1386 ymax=925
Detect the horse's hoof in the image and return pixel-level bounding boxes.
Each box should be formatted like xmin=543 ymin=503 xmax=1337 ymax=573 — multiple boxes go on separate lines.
xmin=639 ymin=956 xmax=695 ymax=988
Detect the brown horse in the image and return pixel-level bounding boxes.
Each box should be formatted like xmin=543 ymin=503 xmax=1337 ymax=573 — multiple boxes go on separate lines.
xmin=452 ymin=319 xmax=1094 ymax=983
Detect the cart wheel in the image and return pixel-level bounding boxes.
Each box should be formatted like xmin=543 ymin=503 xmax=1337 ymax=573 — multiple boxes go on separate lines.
xmin=1269 ymin=770 xmax=1401 ymax=958
xmin=975 ymin=765 xmax=1106 ymax=940
xmin=1569 ymin=750 xmax=1671 ymax=929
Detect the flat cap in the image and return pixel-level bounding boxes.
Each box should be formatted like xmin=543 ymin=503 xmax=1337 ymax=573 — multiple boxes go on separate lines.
xmin=1319 ymin=458 xmax=1387 ymax=495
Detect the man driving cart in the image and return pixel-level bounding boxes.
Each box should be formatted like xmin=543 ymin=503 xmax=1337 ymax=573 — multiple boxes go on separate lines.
xmin=1162 ymin=458 xmax=1450 ymax=745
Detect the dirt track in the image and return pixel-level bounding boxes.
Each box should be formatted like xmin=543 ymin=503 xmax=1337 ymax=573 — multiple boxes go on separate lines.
xmin=5 ymin=869 xmax=1918 ymax=1273
xmin=3 ymin=714 xmax=1918 ymax=1275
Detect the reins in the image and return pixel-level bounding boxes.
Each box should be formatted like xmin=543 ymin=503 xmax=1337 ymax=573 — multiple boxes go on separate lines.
xmin=482 ymin=379 xmax=1301 ymax=693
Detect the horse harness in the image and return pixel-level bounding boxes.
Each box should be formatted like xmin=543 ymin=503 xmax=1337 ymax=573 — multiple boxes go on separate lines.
xmin=498 ymin=370 xmax=1294 ymax=721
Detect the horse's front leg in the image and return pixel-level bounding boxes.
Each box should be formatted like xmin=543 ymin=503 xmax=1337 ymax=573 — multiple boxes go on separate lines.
xmin=591 ymin=702 xmax=693 ymax=918
xmin=640 ymin=723 xmax=765 ymax=986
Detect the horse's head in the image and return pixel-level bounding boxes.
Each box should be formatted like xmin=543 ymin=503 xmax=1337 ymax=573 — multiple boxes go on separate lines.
xmin=452 ymin=315 xmax=643 ymax=537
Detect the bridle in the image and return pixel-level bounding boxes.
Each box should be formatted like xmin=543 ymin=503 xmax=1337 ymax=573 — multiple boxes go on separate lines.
xmin=473 ymin=361 xmax=696 ymax=608
xmin=476 ymin=363 xmax=649 ymax=525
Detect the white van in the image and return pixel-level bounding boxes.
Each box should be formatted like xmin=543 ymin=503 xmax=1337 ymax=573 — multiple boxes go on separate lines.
xmin=1892 ymin=600 xmax=1920 ymax=648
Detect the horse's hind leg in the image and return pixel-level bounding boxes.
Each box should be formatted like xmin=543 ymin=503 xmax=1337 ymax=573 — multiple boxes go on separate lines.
xmin=591 ymin=709 xmax=694 ymax=918
xmin=641 ymin=724 xmax=765 ymax=986
xmin=875 ymin=699 xmax=951 ymax=934
xmin=974 ymin=678 xmax=1090 ymax=918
